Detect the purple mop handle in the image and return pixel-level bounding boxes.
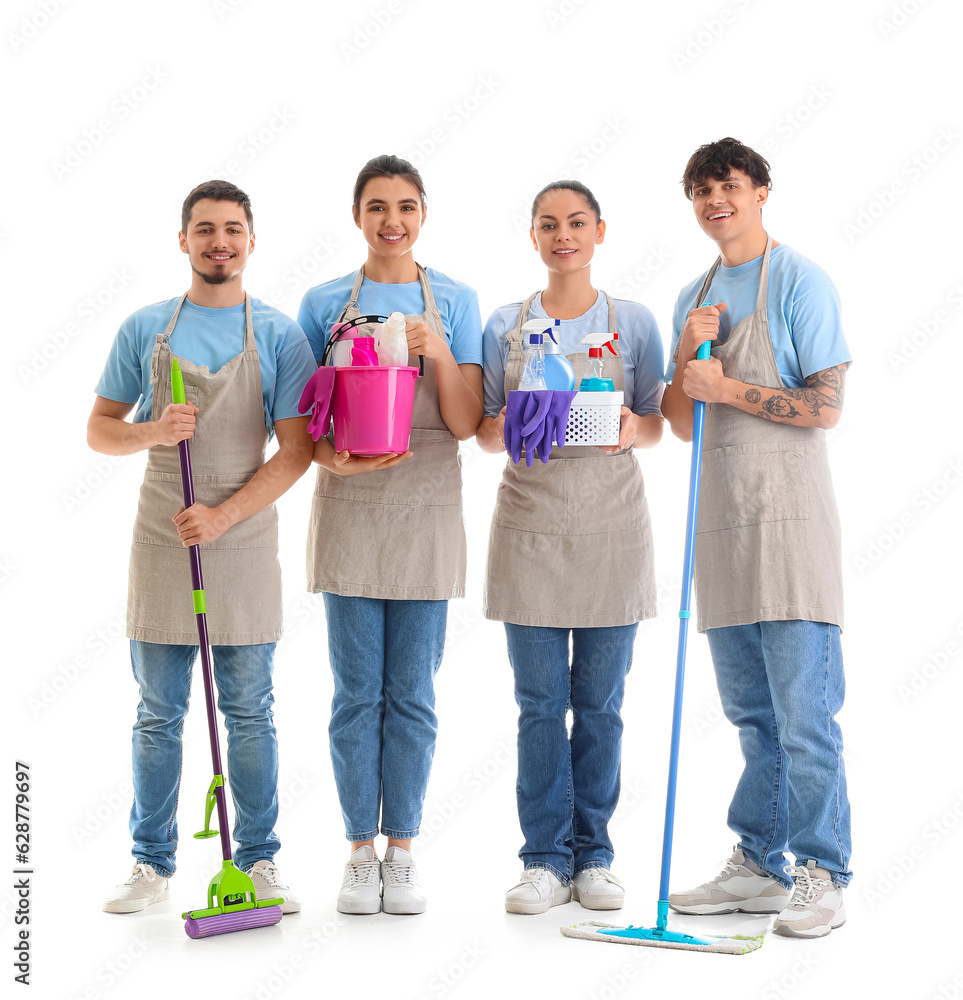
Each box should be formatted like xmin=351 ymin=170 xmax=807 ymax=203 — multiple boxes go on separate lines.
xmin=174 ymin=414 xmax=233 ymax=863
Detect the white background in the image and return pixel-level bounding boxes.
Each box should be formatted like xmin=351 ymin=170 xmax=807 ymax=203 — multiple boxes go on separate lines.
xmin=4 ymin=0 xmax=962 ymax=997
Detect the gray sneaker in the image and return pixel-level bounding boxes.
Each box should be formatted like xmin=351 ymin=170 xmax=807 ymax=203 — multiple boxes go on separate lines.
xmin=570 ymin=867 xmax=624 ymax=910
xmin=668 ymin=847 xmax=791 ymax=914
xmin=381 ymin=846 xmax=426 ymax=915
xmin=337 ymin=845 xmax=382 ymax=915
xmin=505 ymin=868 xmax=571 ymax=914
xmin=245 ymin=860 xmax=300 ymax=914
xmin=103 ymin=863 xmax=170 ymax=913
xmin=773 ymin=860 xmax=846 ymax=938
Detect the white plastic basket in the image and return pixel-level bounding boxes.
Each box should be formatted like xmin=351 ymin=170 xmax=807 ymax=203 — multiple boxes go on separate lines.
xmin=563 ymin=390 xmax=623 ymax=446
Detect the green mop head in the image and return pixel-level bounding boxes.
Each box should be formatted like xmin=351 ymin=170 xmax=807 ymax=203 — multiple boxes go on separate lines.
xmin=561 ymin=920 xmax=764 ymax=955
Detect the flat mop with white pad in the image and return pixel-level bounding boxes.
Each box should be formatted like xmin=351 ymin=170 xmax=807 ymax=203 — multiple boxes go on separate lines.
xmin=561 ymin=335 xmax=764 ymax=955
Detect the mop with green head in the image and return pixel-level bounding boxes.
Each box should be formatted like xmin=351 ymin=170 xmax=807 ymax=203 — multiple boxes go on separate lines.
xmin=561 ymin=335 xmax=764 ymax=955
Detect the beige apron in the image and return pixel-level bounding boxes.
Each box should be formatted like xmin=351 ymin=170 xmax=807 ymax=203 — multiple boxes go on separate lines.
xmin=483 ymin=292 xmax=657 ymax=628
xmin=127 ymin=293 xmax=282 ymax=645
xmin=306 ymin=265 xmax=466 ymax=600
xmin=691 ymin=238 xmax=844 ymax=632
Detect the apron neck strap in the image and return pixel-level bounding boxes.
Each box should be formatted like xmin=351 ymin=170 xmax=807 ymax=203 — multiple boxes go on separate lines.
xmin=755 ymin=236 xmax=773 ymax=313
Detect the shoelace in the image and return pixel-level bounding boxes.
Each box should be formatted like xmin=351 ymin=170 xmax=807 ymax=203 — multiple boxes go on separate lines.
xmin=785 ymin=865 xmax=831 ymax=906
xmin=249 ymin=862 xmax=284 ymax=888
xmin=383 ymin=859 xmax=420 ymax=888
xmin=125 ymin=864 xmax=157 ymax=886
xmin=579 ymin=868 xmax=622 ymax=887
xmin=342 ymin=859 xmax=380 ymax=890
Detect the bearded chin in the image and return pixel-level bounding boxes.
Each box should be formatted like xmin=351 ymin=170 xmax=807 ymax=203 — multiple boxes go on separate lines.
xmin=192 ymin=264 xmax=237 ymax=286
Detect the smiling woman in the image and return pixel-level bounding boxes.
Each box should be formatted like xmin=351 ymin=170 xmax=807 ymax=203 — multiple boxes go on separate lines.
xmin=295 ymin=154 xmax=484 ymax=917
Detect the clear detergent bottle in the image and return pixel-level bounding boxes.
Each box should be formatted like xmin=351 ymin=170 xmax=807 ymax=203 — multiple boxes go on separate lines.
xmin=375 ymin=311 xmax=409 ymax=367
xmin=521 ymin=318 xmax=573 ymax=390
xmin=579 ymin=333 xmax=618 ymax=391
xmin=518 ymin=330 xmax=548 ymax=390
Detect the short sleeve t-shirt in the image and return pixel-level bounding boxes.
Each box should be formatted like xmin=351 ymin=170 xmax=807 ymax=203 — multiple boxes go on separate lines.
xmin=297 ymin=267 xmax=483 ymax=366
xmin=95 ymin=296 xmax=317 ymax=436
xmin=665 ymin=244 xmax=850 ymax=388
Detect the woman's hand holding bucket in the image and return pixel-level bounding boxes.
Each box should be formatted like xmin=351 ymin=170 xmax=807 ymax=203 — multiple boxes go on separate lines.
xmin=329 ymin=448 xmax=412 ymax=475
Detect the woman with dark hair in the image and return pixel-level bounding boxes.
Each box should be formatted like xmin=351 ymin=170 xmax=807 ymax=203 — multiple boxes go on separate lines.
xmin=297 ymin=155 xmax=483 ymax=915
xmin=477 ymin=179 xmax=665 ymax=914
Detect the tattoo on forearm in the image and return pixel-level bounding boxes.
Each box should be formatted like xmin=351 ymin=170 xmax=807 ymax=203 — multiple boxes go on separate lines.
xmin=749 ymin=365 xmax=846 ymax=422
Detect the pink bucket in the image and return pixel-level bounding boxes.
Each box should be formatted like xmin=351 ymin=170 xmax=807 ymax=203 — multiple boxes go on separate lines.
xmin=332 ymin=365 xmax=420 ymax=454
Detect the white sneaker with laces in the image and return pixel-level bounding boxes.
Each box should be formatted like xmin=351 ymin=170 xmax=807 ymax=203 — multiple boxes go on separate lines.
xmin=668 ymin=847 xmax=792 ymax=914
xmin=245 ymin=860 xmax=300 ymax=914
xmin=773 ymin=860 xmax=846 ymax=938
xmin=381 ymin=846 xmax=426 ymax=914
xmin=103 ymin=863 xmax=170 ymax=913
xmin=505 ymin=868 xmax=571 ymax=914
xmin=337 ymin=845 xmax=382 ymax=915
xmin=570 ymin=867 xmax=624 ymax=910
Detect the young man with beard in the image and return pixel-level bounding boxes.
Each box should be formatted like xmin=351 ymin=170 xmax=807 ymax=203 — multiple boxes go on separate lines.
xmin=88 ymin=180 xmax=316 ymax=915
xmin=661 ymin=138 xmax=852 ymax=939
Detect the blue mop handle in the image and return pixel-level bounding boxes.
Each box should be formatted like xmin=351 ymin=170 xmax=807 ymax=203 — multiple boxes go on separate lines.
xmin=657 ymin=322 xmax=713 ymax=928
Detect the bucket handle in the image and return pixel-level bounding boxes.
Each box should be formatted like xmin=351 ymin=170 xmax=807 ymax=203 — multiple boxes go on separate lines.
xmin=322 ymin=313 xmax=424 ymax=376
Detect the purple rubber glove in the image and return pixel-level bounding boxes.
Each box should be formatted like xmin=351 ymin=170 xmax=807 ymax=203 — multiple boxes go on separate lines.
xmin=298 ymin=366 xmax=337 ymax=441
xmin=518 ymin=390 xmax=554 ymax=466
xmin=505 ymin=390 xmax=548 ymax=465
xmin=521 ymin=390 xmax=577 ymax=464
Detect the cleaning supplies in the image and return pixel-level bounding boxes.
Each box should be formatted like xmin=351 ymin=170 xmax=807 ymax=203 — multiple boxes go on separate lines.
xmin=375 ymin=311 xmax=409 ymax=367
xmin=171 ymin=359 xmax=284 ymax=939
xmin=518 ymin=328 xmax=548 ymax=390
xmin=350 ymin=336 xmax=379 ymax=366
xmin=579 ymin=333 xmax=618 ymax=391
xmin=521 ymin=318 xmax=573 ymax=390
xmin=561 ymin=331 xmax=764 ymax=955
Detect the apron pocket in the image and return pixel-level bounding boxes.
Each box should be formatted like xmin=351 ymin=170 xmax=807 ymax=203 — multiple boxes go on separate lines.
xmin=699 ymin=442 xmax=812 ymax=533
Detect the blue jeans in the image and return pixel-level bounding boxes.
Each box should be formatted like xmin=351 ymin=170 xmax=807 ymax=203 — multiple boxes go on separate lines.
xmin=323 ymin=594 xmax=447 ymax=840
xmin=129 ymin=641 xmax=280 ymax=877
xmin=707 ymin=620 xmax=852 ymax=887
xmin=505 ymin=623 xmax=638 ymax=883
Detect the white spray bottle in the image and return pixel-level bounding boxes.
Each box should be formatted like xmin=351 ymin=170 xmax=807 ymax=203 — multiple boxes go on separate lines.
xmin=521 ymin=318 xmax=574 ymax=390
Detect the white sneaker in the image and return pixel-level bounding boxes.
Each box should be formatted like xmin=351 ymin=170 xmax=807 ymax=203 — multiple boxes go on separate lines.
xmin=381 ymin=846 xmax=426 ymax=915
xmin=245 ymin=860 xmax=300 ymax=914
xmin=102 ymin=863 xmax=170 ymax=913
xmin=773 ymin=860 xmax=846 ymax=938
xmin=337 ymin=845 xmax=382 ymax=915
xmin=570 ymin=867 xmax=624 ymax=910
xmin=668 ymin=847 xmax=791 ymax=914
xmin=505 ymin=868 xmax=571 ymax=914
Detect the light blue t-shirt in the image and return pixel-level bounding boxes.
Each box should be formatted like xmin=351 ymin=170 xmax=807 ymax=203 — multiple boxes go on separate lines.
xmin=666 ymin=244 xmax=851 ymax=388
xmin=482 ymin=292 xmax=665 ymax=418
xmin=94 ymin=296 xmax=317 ymax=436
xmin=297 ymin=267 xmax=483 ymax=366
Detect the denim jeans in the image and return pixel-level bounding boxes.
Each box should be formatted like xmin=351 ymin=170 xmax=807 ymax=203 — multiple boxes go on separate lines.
xmin=129 ymin=640 xmax=280 ymax=877
xmin=323 ymin=594 xmax=448 ymax=840
xmin=706 ymin=620 xmax=852 ymax=887
xmin=505 ymin=622 xmax=638 ymax=883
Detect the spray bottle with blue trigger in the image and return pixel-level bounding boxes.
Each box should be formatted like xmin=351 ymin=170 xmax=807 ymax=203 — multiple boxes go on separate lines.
xmin=521 ymin=318 xmax=574 ymax=391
